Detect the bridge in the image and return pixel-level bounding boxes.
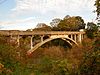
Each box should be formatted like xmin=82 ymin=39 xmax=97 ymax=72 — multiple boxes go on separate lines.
xmin=0 ymin=30 xmax=85 ymax=54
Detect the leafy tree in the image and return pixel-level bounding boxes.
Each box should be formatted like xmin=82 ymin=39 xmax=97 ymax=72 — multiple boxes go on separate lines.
xmin=50 ymin=18 xmax=61 ymax=27
xmin=94 ymin=0 xmax=100 ymax=30
xmin=78 ymin=38 xmax=100 ymax=75
xmin=33 ymin=23 xmax=51 ymax=31
xmin=50 ymin=18 xmax=61 ymax=31
xmin=0 ymin=37 xmax=18 ymax=75
xmin=86 ymin=22 xmax=98 ymax=39
xmin=36 ymin=23 xmax=48 ymax=28
xmin=94 ymin=0 xmax=100 ymax=17
xmin=58 ymin=16 xmax=85 ymax=31
xmin=0 ymin=37 xmax=33 ymax=75
xmin=75 ymin=16 xmax=85 ymax=29
xmin=63 ymin=15 xmax=70 ymax=20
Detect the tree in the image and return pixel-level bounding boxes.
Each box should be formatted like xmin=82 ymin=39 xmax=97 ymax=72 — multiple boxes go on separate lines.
xmin=87 ymin=22 xmax=97 ymax=30
xmin=94 ymin=0 xmax=100 ymax=17
xmin=86 ymin=22 xmax=98 ymax=39
xmin=50 ymin=18 xmax=61 ymax=27
xmin=58 ymin=16 xmax=85 ymax=31
xmin=33 ymin=23 xmax=51 ymax=31
xmin=50 ymin=18 xmax=61 ymax=31
xmin=78 ymin=38 xmax=100 ymax=75
xmin=36 ymin=23 xmax=48 ymax=28
xmin=75 ymin=16 xmax=85 ymax=29
xmin=63 ymin=15 xmax=70 ymax=20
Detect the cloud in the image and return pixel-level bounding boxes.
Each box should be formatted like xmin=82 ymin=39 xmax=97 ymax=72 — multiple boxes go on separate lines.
xmin=2 ymin=0 xmax=96 ymax=30
xmin=11 ymin=0 xmax=95 ymax=17
xmin=0 ymin=17 xmax=34 ymax=25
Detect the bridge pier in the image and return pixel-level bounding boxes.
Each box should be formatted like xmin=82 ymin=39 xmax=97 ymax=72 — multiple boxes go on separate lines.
xmin=74 ymin=34 xmax=77 ymax=42
xmin=70 ymin=34 xmax=73 ymax=39
xmin=17 ymin=35 xmax=20 ymax=47
xmin=30 ymin=35 xmax=34 ymax=49
xmin=81 ymin=34 xmax=84 ymax=40
xmin=40 ymin=35 xmax=44 ymax=42
xmin=78 ymin=33 xmax=82 ymax=44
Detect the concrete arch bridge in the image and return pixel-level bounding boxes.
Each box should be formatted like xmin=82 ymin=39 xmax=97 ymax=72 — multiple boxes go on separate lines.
xmin=0 ymin=30 xmax=85 ymax=54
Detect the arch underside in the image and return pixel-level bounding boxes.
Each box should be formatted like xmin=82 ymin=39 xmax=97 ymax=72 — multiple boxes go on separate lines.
xmin=27 ymin=36 xmax=78 ymax=54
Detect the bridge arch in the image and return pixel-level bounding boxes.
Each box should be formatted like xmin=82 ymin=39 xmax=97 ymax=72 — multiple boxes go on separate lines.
xmin=27 ymin=36 xmax=78 ymax=54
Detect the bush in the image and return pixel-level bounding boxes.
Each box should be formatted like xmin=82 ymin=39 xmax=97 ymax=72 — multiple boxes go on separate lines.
xmin=78 ymin=38 xmax=100 ymax=75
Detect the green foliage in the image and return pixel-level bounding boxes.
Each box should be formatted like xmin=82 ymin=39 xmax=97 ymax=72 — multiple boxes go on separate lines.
xmin=0 ymin=37 xmax=32 ymax=75
xmin=31 ymin=56 xmax=73 ymax=75
xmin=49 ymin=15 xmax=85 ymax=31
xmin=50 ymin=18 xmax=61 ymax=27
xmin=0 ymin=38 xmax=16 ymax=74
xmin=50 ymin=18 xmax=62 ymax=31
xmin=86 ymin=22 xmax=98 ymax=39
xmin=78 ymin=38 xmax=100 ymax=75
xmin=58 ymin=16 xmax=85 ymax=31
xmin=94 ymin=0 xmax=100 ymax=16
xmin=33 ymin=23 xmax=51 ymax=31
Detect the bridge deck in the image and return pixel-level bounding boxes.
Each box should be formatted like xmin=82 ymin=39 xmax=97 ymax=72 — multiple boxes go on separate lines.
xmin=0 ymin=30 xmax=85 ymax=36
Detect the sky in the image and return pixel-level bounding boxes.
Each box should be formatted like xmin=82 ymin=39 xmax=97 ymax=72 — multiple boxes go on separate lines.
xmin=0 ymin=0 xmax=96 ymax=30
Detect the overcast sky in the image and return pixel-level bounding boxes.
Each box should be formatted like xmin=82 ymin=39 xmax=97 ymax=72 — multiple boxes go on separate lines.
xmin=0 ymin=0 xmax=96 ymax=30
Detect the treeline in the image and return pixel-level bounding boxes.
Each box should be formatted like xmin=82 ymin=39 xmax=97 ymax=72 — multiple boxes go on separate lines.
xmin=27 ymin=15 xmax=99 ymax=39
xmin=28 ymin=15 xmax=86 ymax=31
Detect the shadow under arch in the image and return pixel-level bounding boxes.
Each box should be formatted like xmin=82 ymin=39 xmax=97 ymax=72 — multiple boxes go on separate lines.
xmin=27 ymin=37 xmax=78 ymax=54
